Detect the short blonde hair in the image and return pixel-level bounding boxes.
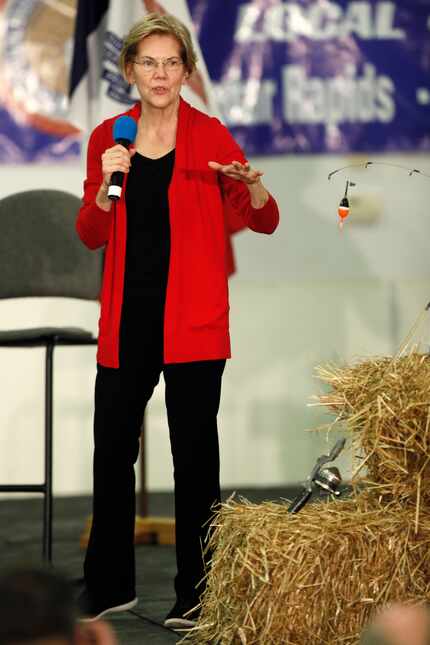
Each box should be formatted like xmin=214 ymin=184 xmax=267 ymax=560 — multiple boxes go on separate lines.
xmin=119 ymin=12 xmax=198 ymax=77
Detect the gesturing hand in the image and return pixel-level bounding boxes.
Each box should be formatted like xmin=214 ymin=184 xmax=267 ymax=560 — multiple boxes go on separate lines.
xmin=208 ymin=160 xmax=264 ymax=185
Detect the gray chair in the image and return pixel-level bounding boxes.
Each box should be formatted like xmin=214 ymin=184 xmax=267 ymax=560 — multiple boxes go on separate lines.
xmin=0 ymin=189 xmax=103 ymax=561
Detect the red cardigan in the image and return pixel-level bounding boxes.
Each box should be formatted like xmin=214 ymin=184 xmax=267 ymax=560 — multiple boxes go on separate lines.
xmin=76 ymin=98 xmax=279 ymax=367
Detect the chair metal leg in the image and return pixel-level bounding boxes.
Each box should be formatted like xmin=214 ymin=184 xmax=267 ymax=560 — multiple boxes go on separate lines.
xmin=43 ymin=343 xmax=54 ymax=562
xmin=0 ymin=334 xmax=96 ymax=560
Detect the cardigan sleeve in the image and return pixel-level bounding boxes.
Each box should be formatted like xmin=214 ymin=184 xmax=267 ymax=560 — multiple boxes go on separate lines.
xmin=213 ymin=119 xmax=280 ymax=235
xmin=76 ymin=123 xmax=114 ymax=250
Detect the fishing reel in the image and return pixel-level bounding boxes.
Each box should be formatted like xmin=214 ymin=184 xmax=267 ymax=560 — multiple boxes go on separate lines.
xmin=287 ymin=438 xmax=346 ymax=514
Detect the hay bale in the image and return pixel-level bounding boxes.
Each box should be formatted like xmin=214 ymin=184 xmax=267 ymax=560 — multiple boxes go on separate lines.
xmin=184 ymin=337 xmax=430 ymax=644
xmin=185 ymin=492 xmax=430 ymax=645
xmin=313 ymin=352 xmax=430 ymax=506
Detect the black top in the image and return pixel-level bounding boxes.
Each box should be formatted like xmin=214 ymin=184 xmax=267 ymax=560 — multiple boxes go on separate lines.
xmin=124 ymin=149 xmax=175 ymax=295
xmin=119 ymin=149 xmax=175 ymax=365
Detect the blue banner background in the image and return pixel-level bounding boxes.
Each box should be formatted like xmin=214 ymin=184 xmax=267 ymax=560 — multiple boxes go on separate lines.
xmin=187 ymin=0 xmax=430 ymax=155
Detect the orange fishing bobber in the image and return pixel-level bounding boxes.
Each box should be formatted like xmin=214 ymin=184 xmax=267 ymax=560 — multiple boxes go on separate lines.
xmin=337 ymin=180 xmax=355 ymax=230
xmin=338 ymin=197 xmax=350 ymax=230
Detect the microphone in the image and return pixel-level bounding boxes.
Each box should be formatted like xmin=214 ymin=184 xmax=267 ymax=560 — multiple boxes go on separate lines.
xmin=108 ymin=115 xmax=138 ymax=201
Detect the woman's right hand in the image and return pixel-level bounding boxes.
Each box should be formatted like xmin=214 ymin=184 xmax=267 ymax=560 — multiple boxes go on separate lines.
xmin=96 ymin=144 xmax=136 ymax=211
xmin=101 ymin=144 xmax=135 ymax=188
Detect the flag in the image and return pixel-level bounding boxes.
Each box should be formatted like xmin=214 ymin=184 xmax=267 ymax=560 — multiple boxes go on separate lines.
xmin=0 ymin=0 xmax=80 ymax=162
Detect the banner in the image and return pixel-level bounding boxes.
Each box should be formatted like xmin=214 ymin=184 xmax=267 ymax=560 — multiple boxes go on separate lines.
xmin=1 ymin=0 xmax=428 ymax=161
xmin=186 ymin=0 xmax=430 ymax=155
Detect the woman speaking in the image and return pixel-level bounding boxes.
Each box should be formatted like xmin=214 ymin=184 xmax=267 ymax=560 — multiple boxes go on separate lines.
xmin=76 ymin=11 xmax=279 ymax=630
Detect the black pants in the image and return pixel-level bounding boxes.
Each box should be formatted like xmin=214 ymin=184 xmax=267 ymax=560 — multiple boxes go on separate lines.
xmin=84 ymin=357 xmax=226 ymax=605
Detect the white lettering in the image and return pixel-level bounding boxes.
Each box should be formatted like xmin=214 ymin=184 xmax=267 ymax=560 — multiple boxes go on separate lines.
xmin=264 ymin=5 xmax=306 ymax=42
xmin=340 ymin=2 xmax=373 ymax=39
xmin=307 ymin=3 xmax=343 ymax=40
xmin=326 ymin=70 xmax=356 ymax=124
xmin=234 ymin=1 xmax=405 ymax=42
xmin=283 ymin=66 xmax=305 ymax=123
xmin=307 ymin=78 xmax=326 ymax=122
xmin=376 ymin=2 xmax=405 ymax=39
xmin=234 ymin=5 xmax=264 ymax=43
xmin=376 ymin=76 xmax=395 ymax=121
xmin=213 ymin=80 xmax=276 ymax=126
xmin=283 ymin=63 xmax=395 ymax=125
xmin=357 ymin=64 xmax=377 ymax=121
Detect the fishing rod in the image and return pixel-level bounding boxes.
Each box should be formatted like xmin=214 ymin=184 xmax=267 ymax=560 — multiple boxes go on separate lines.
xmin=328 ymin=161 xmax=430 ymax=229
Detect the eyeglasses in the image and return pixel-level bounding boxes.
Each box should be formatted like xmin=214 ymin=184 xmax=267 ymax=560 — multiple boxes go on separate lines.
xmin=133 ymin=56 xmax=184 ymax=73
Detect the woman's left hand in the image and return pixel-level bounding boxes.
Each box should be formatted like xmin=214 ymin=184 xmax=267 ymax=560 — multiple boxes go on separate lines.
xmin=208 ymin=160 xmax=263 ymax=184
xmin=209 ymin=159 xmax=269 ymax=208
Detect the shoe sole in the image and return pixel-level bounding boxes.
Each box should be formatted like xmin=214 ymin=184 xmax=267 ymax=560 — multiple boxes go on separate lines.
xmin=80 ymin=597 xmax=138 ymax=622
xmin=164 ymin=617 xmax=197 ymax=630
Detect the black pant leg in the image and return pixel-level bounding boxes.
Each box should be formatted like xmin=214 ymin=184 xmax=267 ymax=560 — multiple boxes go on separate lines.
xmin=84 ymin=362 xmax=161 ymax=603
xmin=163 ymin=359 xmax=226 ymax=602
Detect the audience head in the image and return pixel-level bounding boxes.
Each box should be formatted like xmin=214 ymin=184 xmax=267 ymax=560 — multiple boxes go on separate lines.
xmin=360 ymin=603 xmax=430 ymax=645
xmin=0 ymin=567 xmax=117 ymax=645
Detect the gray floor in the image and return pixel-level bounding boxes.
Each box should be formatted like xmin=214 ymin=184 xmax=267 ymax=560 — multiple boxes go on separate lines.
xmin=0 ymin=487 xmax=300 ymax=644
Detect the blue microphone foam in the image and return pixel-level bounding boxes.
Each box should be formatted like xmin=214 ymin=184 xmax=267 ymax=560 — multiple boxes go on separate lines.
xmin=113 ymin=115 xmax=137 ymax=143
